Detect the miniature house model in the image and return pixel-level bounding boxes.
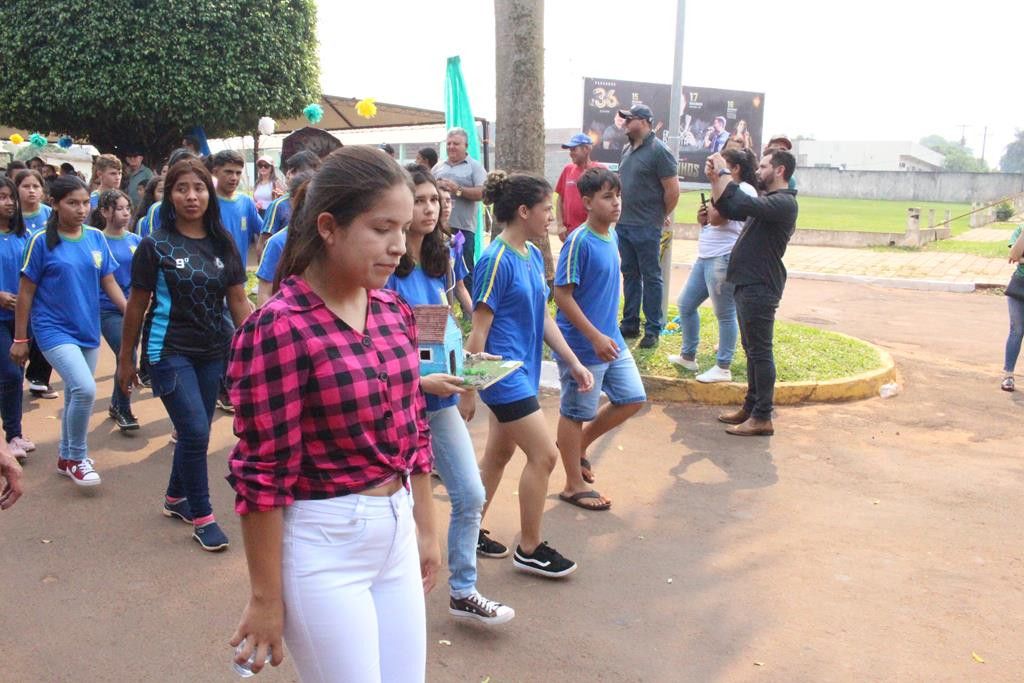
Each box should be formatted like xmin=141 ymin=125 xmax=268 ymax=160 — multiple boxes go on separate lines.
xmin=413 ymin=304 xmax=464 ymax=377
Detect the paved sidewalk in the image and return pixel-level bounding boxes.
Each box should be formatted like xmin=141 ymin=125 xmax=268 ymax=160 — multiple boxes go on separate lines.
xmin=950 ymin=227 xmax=1017 ymax=243
xmin=665 ymin=238 xmax=1010 ymax=288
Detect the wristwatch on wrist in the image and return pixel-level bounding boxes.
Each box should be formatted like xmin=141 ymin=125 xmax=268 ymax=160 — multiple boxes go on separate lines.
xmin=717 ymin=169 xmax=731 ymax=177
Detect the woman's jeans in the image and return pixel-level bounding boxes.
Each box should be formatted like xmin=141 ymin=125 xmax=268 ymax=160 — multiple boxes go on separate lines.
xmin=41 ymin=344 xmax=99 ymax=462
xmin=677 ymin=254 xmax=738 ymax=367
xmin=282 ymin=489 xmax=426 ymax=683
xmin=1005 ymin=296 xmax=1024 ymax=373
xmin=427 ymin=405 xmax=486 ymax=598
xmin=0 ymin=319 xmax=24 ymax=441
xmin=99 ymin=310 xmax=132 ymax=414
xmin=149 ymin=354 xmax=224 ymax=519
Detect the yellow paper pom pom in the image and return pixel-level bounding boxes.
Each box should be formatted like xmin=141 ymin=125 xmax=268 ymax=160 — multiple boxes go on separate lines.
xmin=9 ymin=134 xmax=24 ymax=145
xmin=355 ymin=98 xmax=377 ymax=119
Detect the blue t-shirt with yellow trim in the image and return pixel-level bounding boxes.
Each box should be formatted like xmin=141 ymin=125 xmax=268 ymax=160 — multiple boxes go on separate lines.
xmin=0 ymin=229 xmax=31 ymax=321
xmin=137 ymin=201 xmax=161 ymax=239
xmin=21 ymin=226 xmax=117 ymax=349
xmin=554 ymin=225 xmax=626 ymax=366
xmin=472 ymin=237 xmax=548 ymax=405
xmin=218 ymin=194 xmax=263 ymax=268
xmin=256 ymin=227 xmax=287 ymax=283
xmin=261 ymin=194 xmax=291 ymax=235
xmin=100 ymin=231 xmax=142 ymax=313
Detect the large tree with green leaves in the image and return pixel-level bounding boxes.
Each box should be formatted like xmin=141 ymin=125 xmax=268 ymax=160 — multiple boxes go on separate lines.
xmin=0 ymin=0 xmax=319 ymax=162
xmin=999 ymin=130 xmax=1024 ymax=174
xmin=920 ymin=135 xmax=989 ymax=173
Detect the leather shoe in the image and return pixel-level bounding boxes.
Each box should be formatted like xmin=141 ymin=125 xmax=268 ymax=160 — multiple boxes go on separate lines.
xmin=638 ymin=332 xmax=658 ymax=349
xmin=620 ymin=325 xmax=640 ymax=339
xmin=717 ymin=408 xmax=750 ymax=425
xmin=725 ymin=418 xmax=774 ymax=436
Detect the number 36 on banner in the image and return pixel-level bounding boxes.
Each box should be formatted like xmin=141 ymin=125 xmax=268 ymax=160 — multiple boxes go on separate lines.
xmin=590 ymin=88 xmax=619 ymax=109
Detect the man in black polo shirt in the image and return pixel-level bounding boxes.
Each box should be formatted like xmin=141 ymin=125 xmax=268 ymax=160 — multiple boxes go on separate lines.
xmin=706 ymin=149 xmax=798 ymax=436
xmin=616 ymin=104 xmax=680 ymax=348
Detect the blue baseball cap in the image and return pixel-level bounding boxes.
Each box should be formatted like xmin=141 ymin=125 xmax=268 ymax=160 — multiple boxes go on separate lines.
xmin=561 ymin=133 xmax=594 ymax=149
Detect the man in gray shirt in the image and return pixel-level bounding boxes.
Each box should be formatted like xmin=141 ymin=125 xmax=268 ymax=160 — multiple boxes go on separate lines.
xmin=616 ymin=104 xmax=680 ymax=348
xmin=434 ymin=127 xmax=487 ymax=289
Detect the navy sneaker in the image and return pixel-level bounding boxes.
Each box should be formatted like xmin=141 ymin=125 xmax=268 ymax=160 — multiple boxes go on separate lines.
xmin=193 ymin=521 xmax=229 ymax=551
xmin=512 ymin=541 xmax=577 ymax=578
xmin=162 ymin=498 xmax=193 ymax=524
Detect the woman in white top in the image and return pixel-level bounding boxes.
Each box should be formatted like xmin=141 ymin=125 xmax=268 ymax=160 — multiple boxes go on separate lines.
xmin=669 ymin=148 xmax=758 ymax=383
xmin=252 ymin=155 xmax=284 ymax=216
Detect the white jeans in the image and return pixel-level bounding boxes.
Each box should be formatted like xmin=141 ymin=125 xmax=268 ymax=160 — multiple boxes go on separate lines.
xmin=282 ymin=487 xmax=426 ymax=683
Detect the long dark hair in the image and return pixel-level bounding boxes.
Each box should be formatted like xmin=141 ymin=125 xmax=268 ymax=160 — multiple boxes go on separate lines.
xmin=14 ymin=169 xmax=45 ymax=211
xmin=132 ymin=175 xmax=162 ymax=231
xmin=722 ymin=148 xmax=757 ymax=187
xmin=159 ymin=159 xmax=236 ymax=259
xmin=45 ymin=175 xmax=90 ymax=249
xmin=92 ymin=189 xmax=132 ymax=230
xmin=274 ymin=146 xmax=413 ymax=292
xmin=0 ymin=177 xmax=26 ymax=237
xmin=396 ymin=164 xmax=449 ymax=279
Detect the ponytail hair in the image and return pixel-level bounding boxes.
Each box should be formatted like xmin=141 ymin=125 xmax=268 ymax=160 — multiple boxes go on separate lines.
xmin=722 ymin=148 xmax=758 ymax=188
xmin=274 ymin=146 xmax=414 ymax=292
xmin=0 ymin=177 xmax=26 ymax=237
xmin=482 ymin=170 xmax=551 ymax=223
xmin=45 ymin=175 xmax=90 ymax=249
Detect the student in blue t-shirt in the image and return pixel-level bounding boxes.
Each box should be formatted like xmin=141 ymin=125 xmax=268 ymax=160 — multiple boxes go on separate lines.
xmin=12 ymin=176 xmax=125 ymax=488
xmin=89 ymin=154 xmax=123 ymax=209
xmin=14 ymin=169 xmax=56 ymax=398
xmin=15 ymin=170 xmax=51 ymax=235
xmin=212 ymin=150 xmax=263 ymax=271
xmin=462 ymin=170 xmax=594 ymax=580
xmin=385 ymin=165 xmax=514 ymax=624
xmin=553 ymin=168 xmax=646 ymax=511
xmin=95 ymin=189 xmax=143 ymax=432
xmin=256 ymin=151 xmax=322 ymax=256
xmin=0 ymin=177 xmax=36 ymax=461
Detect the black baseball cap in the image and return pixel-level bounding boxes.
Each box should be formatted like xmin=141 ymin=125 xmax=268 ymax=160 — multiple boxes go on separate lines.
xmin=618 ymin=104 xmax=654 ymax=121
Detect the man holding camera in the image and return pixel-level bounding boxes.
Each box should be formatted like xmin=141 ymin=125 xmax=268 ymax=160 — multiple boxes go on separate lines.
xmin=706 ymin=149 xmax=798 ymax=436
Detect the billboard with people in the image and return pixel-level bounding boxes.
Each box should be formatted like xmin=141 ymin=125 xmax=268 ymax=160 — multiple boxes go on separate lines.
xmin=582 ymin=77 xmax=765 ymax=182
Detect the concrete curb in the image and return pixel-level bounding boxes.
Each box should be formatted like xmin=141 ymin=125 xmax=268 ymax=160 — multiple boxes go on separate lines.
xmin=539 ymin=337 xmax=897 ymax=406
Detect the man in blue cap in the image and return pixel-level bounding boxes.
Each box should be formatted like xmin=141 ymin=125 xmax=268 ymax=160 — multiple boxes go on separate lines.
xmin=554 ymin=133 xmax=604 ymax=242
xmin=616 ymin=103 xmax=680 ymax=348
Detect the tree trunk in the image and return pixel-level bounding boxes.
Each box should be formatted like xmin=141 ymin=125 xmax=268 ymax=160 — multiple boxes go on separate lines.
xmin=494 ymin=0 xmax=553 ymax=281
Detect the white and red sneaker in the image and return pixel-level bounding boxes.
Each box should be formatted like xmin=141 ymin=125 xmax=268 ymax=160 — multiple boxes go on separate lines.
xmin=58 ymin=458 xmax=101 ymax=487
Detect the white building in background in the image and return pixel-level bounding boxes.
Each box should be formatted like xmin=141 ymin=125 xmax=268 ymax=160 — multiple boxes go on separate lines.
xmin=792 ymin=140 xmax=945 ymax=172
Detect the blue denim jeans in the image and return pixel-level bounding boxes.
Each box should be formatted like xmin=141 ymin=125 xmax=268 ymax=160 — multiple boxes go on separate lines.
xmin=99 ymin=310 xmax=133 ymax=414
xmin=149 ymin=354 xmax=225 ymax=519
xmin=426 ymin=404 xmax=486 ymax=598
xmin=677 ymin=255 xmax=739 ymax=368
xmin=0 ymin=319 xmax=24 ymax=441
xmin=42 ymin=344 xmax=99 ymax=461
xmin=557 ymin=347 xmax=647 ymax=422
xmin=1005 ymin=296 xmax=1024 ymax=373
xmin=617 ymin=224 xmax=664 ymax=336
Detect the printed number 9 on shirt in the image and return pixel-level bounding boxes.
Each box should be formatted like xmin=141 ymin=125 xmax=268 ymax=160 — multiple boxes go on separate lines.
xmin=590 ymin=88 xmax=619 ymax=109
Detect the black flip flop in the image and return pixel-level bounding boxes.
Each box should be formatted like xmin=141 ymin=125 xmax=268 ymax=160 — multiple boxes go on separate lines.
xmin=580 ymin=457 xmax=595 ymax=484
xmin=559 ymin=490 xmax=611 ymax=511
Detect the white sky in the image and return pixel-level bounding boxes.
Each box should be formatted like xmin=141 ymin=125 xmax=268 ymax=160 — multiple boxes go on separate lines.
xmin=317 ymin=0 xmax=1022 ymax=167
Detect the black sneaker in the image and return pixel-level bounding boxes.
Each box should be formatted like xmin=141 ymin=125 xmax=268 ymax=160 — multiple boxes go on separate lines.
xmin=619 ymin=325 xmax=640 ymax=339
xmin=512 ymin=541 xmax=577 ymax=578
xmin=108 ymin=404 xmax=120 ymax=421
xmin=138 ymin=371 xmax=152 ymax=388
xmin=216 ymin=391 xmax=235 ymax=414
xmin=638 ymin=332 xmax=659 ymax=349
xmin=449 ymin=591 xmax=515 ymax=625
xmin=477 ymin=529 xmax=509 ymax=558
xmin=116 ymin=409 xmax=140 ymax=432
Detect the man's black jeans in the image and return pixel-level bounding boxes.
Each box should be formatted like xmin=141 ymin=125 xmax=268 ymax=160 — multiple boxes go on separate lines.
xmin=734 ymin=283 xmax=781 ymax=420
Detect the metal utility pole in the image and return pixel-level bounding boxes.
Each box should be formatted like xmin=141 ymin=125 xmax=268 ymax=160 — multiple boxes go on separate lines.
xmin=981 ymin=125 xmax=988 ymax=162
xmin=661 ymin=0 xmax=686 ymax=316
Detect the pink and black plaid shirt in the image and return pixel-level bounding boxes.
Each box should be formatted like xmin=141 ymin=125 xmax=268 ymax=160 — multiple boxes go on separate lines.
xmin=226 ymin=276 xmax=433 ymax=515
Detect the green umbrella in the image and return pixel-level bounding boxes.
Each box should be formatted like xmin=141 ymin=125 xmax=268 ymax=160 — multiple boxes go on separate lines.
xmin=443 ymin=55 xmax=484 ymax=261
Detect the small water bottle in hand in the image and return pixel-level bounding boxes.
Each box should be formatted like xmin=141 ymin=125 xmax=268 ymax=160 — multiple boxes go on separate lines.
xmin=232 ymin=639 xmax=273 ymax=678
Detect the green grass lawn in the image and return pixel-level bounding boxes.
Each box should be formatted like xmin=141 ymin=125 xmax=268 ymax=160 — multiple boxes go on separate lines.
xmin=674 ymin=192 xmax=972 ymax=234
xmin=632 ymin=305 xmax=882 ymax=382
